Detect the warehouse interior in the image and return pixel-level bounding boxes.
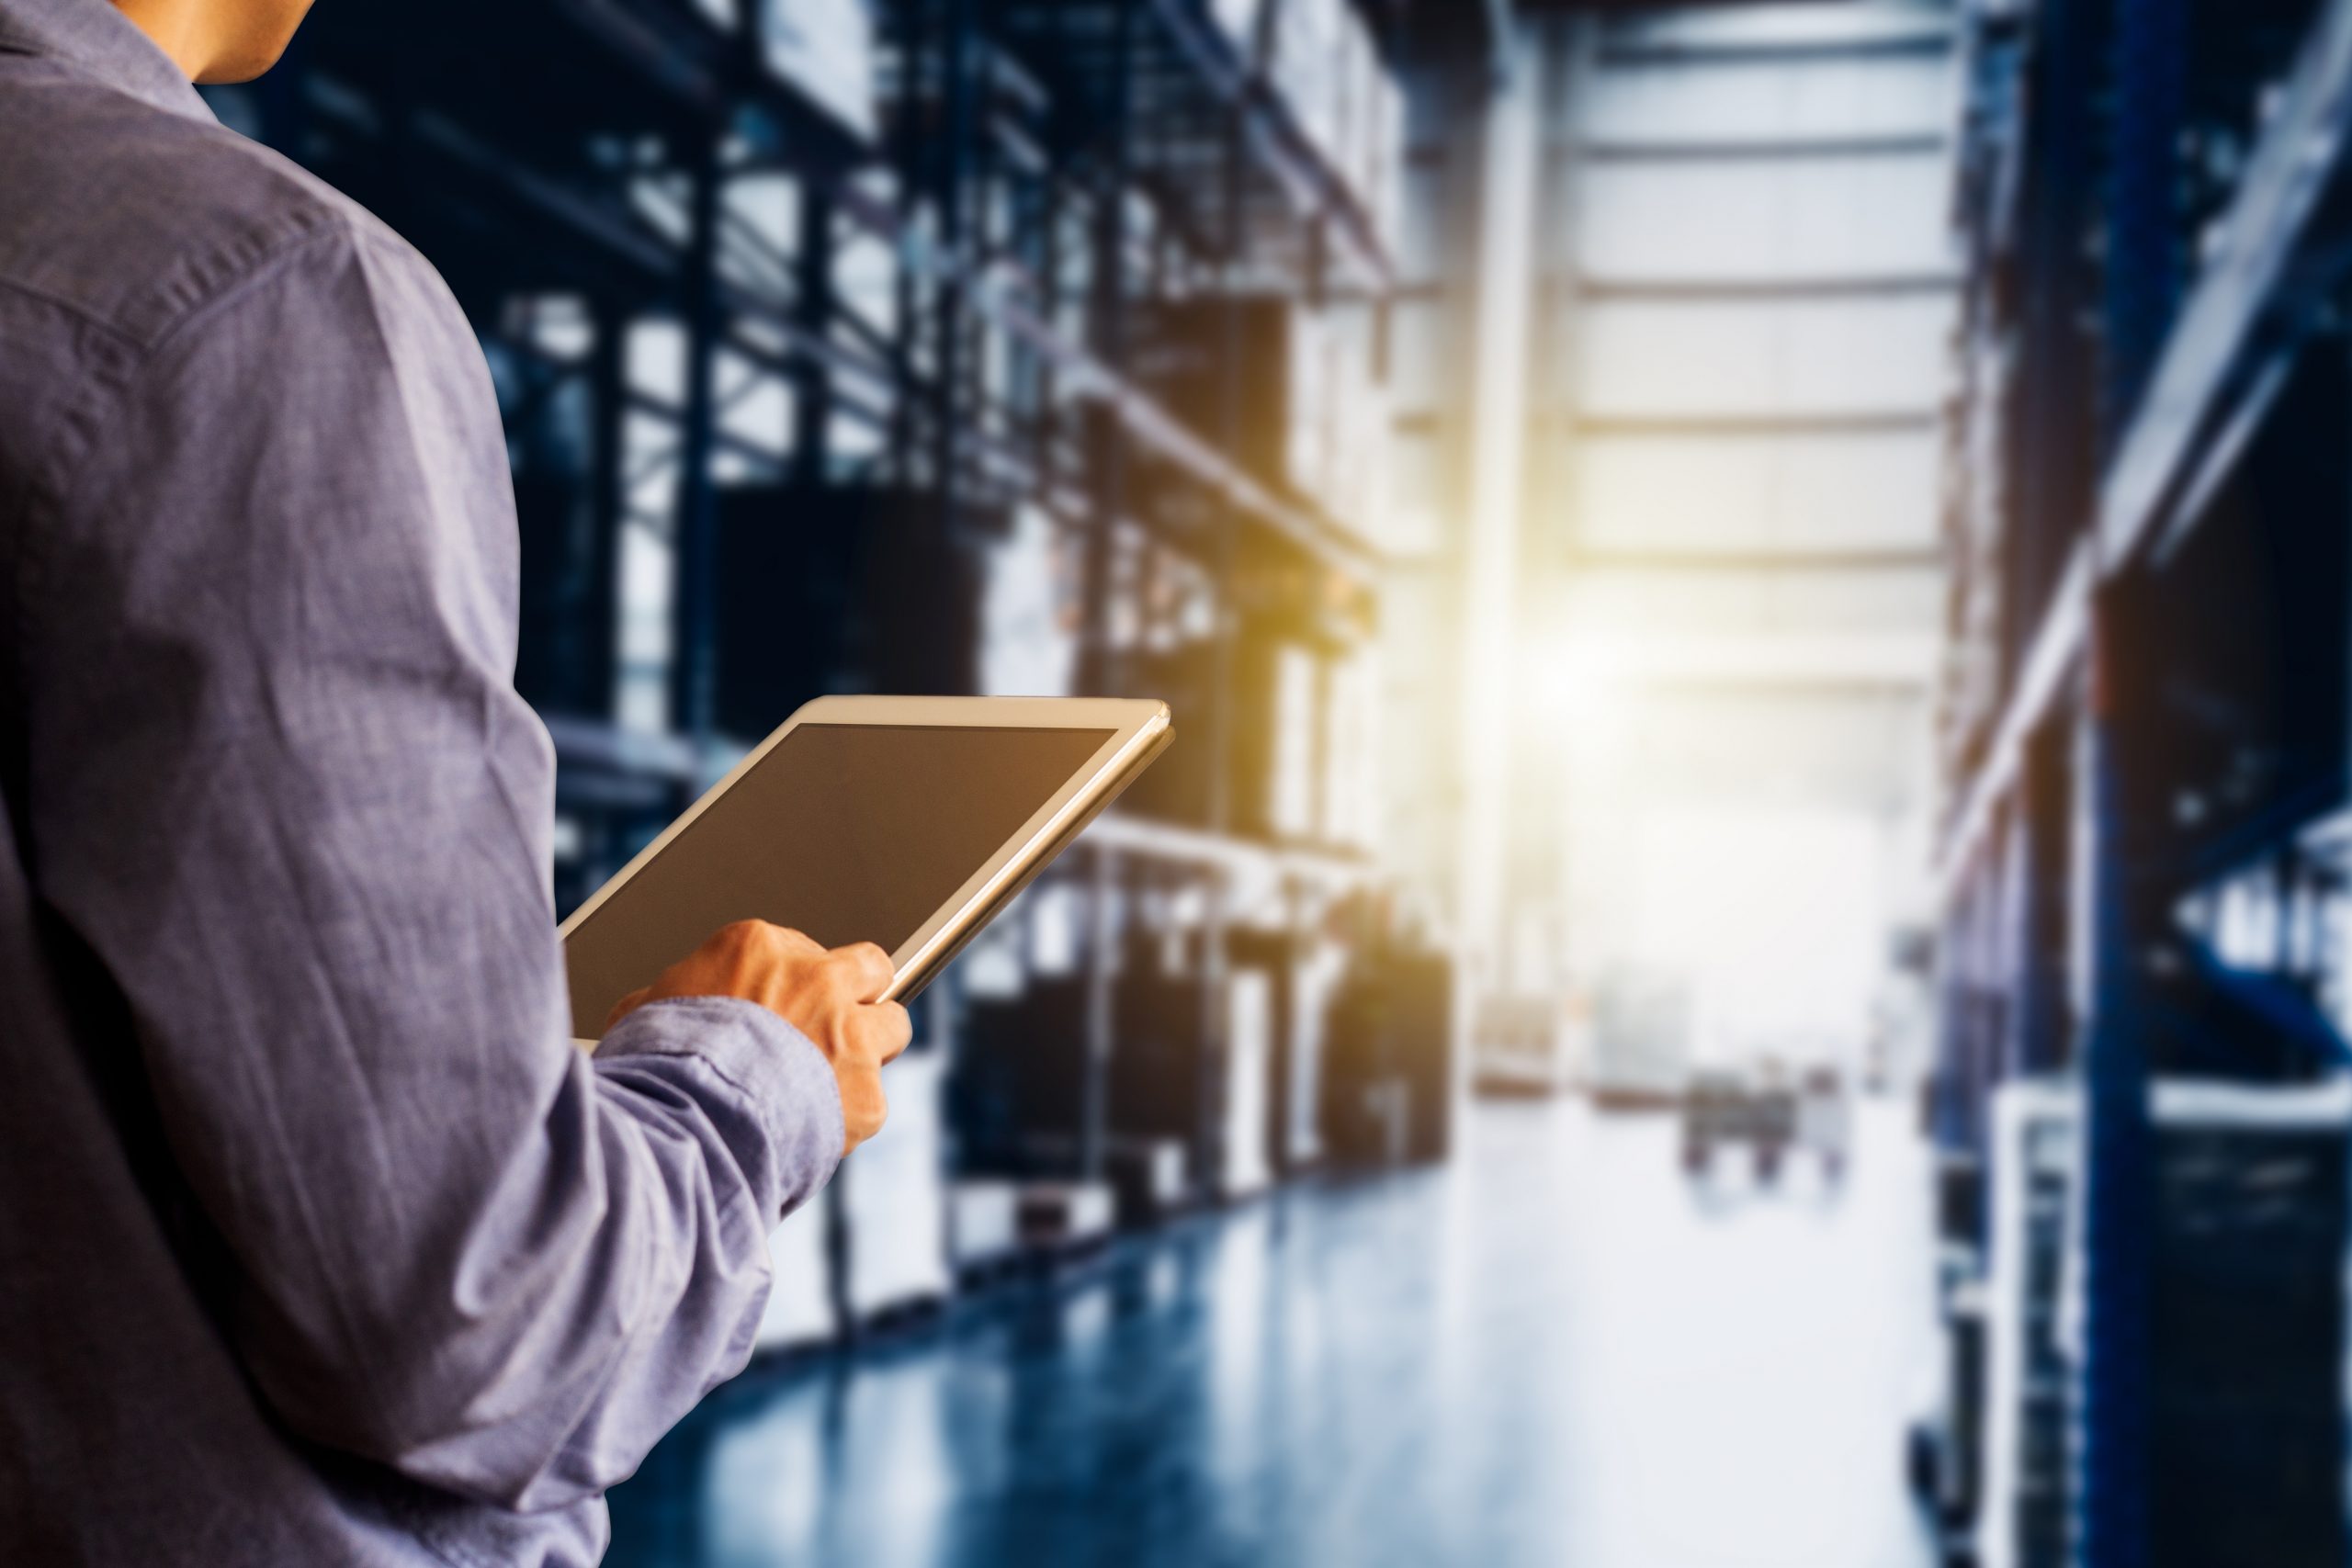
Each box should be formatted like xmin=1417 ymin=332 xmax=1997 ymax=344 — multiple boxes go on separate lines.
xmin=198 ymin=0 xmax=2352 ymax=1562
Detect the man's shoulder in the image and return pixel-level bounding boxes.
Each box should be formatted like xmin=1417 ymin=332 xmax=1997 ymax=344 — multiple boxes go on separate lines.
xmin=0 ymin=63 xmax=422 ymax=353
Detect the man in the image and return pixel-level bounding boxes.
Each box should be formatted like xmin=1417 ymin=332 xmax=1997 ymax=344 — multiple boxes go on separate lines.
xmin=0 ymin=0 xmax=911 ymax=1562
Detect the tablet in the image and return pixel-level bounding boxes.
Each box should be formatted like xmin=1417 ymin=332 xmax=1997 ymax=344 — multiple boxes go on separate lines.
xmin=560 ymin=695 xmax=1172 ymax=1037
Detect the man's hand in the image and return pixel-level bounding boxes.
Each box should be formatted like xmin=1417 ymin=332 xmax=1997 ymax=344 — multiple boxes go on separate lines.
xmin=606 ymin=921 xmax=912 ymax=1156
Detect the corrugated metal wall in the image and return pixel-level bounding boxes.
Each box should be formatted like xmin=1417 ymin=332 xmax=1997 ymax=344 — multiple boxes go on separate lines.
xmin=1516 ymin=1 xmax=1957 ymax=1086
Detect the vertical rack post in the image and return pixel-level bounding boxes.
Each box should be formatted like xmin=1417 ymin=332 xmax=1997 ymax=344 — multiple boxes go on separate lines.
xmin=928 ymin=0 xmax=979 ymax=526
xmin=793 ymin=179 xmax=836 ymax=489
xmin=1076 ymin=0 xmax=1139 ymax=1188
xmin=1196 ymin=51 xmax=1253 ymax=1200
xmin=2074 ymin=0 xmax=2188 ymax=1546
xmin=669 ymin=137 xmax=727 ymax=745
xmin=2007 ymin=0 xmax=2100 ymax=683
xmin=2075 ymin=593 xmax=2154 ymax=1568
xmin=2016 ymin=724 xmax=2073 ymax=1078
xmin=588 ymin=299 xmax=629 ymax=724
xmin=1027 ymin=170 xmax=1062 ymax=486
xmin=888 ymin=0 xmax=932 ymax=491
xmin=2102 ymin=0 xmax=2188 ymax=439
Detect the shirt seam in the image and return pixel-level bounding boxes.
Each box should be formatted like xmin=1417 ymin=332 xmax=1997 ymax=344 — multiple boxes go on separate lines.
xmin=7 ymin=215 xmax=367 ymax=785
xmin=0 ymin=276 xmax=147 ymax=351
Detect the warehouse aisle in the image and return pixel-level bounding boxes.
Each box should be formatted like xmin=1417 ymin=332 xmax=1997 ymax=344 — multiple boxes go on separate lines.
xmin=607 ymin=1100 xmax=1937 ymax=1568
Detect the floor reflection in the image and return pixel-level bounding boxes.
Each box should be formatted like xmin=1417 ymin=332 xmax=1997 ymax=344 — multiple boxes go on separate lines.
xmin=607 ymin=1098 xmax=1935 ymax=1568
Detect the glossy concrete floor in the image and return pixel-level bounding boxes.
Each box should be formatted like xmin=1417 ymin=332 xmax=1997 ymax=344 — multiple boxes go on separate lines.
xmin=607 ymin=1097 xmax=1937 ymax=1568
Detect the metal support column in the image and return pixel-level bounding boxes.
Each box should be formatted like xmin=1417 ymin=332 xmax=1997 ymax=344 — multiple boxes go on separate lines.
xmin=2102 ymin=0 xmax=2188 ymax=437
xmin=1453 ymin=13 xmax=1539 ymax=988
xmin=2074 ymin=0 xmax=2189 ymax=1549
xmin=888 ymin=0 xmax=933 ymax=490
xmin=1075 ymin=0 xmax=1138 ymax=1188
xmin=1193 ymin=58 xmax=1254 ymax=1201
xmin=2075 ymin=592 xmax=2154 ymax=1568
xmin=793 ymin=181 xmax=837 ymax=488
xmin=668 ymin=141 xmax=726 ymax=744
xmin=585 ymin=302 xmax=629 ymax=723
xmin=927 ymin=0 xmax=979 ymax=523
xmin=2016 ymin=723 xmax=2075 ymax=1077
xmin=2008 ymin=0 xmax=2102 ymax=681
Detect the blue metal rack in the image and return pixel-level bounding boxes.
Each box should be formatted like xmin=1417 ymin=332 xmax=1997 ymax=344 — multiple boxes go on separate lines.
xmin=211 ymin=0 xmax=1475 ymax=1247
xmin=1936 ymin=0 xmax=2352 ymax=1563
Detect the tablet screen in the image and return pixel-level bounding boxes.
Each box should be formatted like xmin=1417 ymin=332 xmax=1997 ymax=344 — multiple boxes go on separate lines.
xmin=565 ymin=723 xmax=1115 ymax=1032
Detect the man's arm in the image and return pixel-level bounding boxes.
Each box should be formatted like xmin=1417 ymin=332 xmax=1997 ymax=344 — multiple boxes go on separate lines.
xmin=21 ymin=214 xmax=842 ymax=1510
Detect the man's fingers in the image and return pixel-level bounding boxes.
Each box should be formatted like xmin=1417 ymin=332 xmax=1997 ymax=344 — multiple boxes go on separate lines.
xmin=872 ymin=1000 xmax=913 ymax=1064
xmin=834 ymin=941 xmax=896 ymax=1001
xmin=841 ymin=1002 xmax=911 ymax=1066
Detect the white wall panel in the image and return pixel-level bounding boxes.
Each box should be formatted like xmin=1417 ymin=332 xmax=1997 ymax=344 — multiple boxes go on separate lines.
xmin=1561 ymin=564 xmax=1943 ymax=636
xmin=1576 ymin=155 xmax=1951 ymax=281
xmin=1574 ymin=295 xmax=1951 ymax=416
xmin=1571 ymin=428 xmax=1939 ymax=553
xmin=1575 ymin=688 xmax=1928 ymax=807
xmin=1580 ymin=54 xmax=1951 ymax=144
xmin=1396 ymin=161 xmax=1450 ymax=288
xmin=1389 ymin=294 xmax=1451 ymax=415
xmin=1385 ymin=427 xmax=1449 ymax=557
xmin=1599 ymin=3 xmax=1950 ymax=57
xmin=1529 ymin=1 xmax=1953 ymax=1077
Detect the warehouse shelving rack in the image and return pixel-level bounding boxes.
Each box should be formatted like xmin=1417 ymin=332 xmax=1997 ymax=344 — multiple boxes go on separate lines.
xmin=1933 ymin=0 xmax=2352 ymax=1564
xmin=213 ymin=0 xmax=1481 ymax=1279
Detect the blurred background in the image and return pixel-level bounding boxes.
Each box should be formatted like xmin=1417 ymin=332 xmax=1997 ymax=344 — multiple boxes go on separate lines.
xmin=198 ymin=0 xmax=2352 ymax=1562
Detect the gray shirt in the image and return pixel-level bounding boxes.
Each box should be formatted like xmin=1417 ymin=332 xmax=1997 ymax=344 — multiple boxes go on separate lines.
xmin=0 ymin=2 xmax=845 ymax=1562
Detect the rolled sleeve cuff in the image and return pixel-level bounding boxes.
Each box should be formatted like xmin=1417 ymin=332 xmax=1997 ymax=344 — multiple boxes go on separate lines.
xmin=593 ymin=997 xmax=844 ymax=1218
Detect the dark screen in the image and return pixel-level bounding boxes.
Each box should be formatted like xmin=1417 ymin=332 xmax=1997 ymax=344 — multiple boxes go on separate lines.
xmin=566 ymin=723 xmax=1115 ymax=1033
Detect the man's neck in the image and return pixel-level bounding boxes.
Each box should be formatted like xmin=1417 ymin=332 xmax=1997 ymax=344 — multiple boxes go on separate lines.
xmin=109 ymin=0 xmax=224 ymax=80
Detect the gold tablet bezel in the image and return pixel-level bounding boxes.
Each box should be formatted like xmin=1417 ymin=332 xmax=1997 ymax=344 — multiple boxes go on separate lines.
xmin=560 ymin=694 xmax=1172 ymax=1030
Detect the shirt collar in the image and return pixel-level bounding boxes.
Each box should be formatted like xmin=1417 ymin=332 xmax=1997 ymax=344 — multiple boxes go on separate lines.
xmin=0 ymin=0 xmax=215 ymax=121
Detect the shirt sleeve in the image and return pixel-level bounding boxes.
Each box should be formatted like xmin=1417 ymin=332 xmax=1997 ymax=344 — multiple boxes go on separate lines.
xmin=17 ymin=215 xmax=843 ymax=1512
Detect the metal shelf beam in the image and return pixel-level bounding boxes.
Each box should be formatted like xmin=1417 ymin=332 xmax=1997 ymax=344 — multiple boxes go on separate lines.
xmin=2098 ymin=0 xmax=2352 ymax=574
xmin=1939 ymin=0 xmax=2352 ymax=898
xmin=833 ymin=183 xmax=1384 ymax=581
xmin=1572 ymin=132 xmax=1949 ymax=164
xmin=1570 ymin=410 xmax=1940 ymax=437
xmin=1937 ymin=541 xmax=2088 ymax=897
xmin=1569 ymin=271 xmax=1961 ymax=301
xmin=1142 ymin=0 xmax=1394 ymax=289
xmin=1086 ymin=812 xmax=1377 ymax=886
